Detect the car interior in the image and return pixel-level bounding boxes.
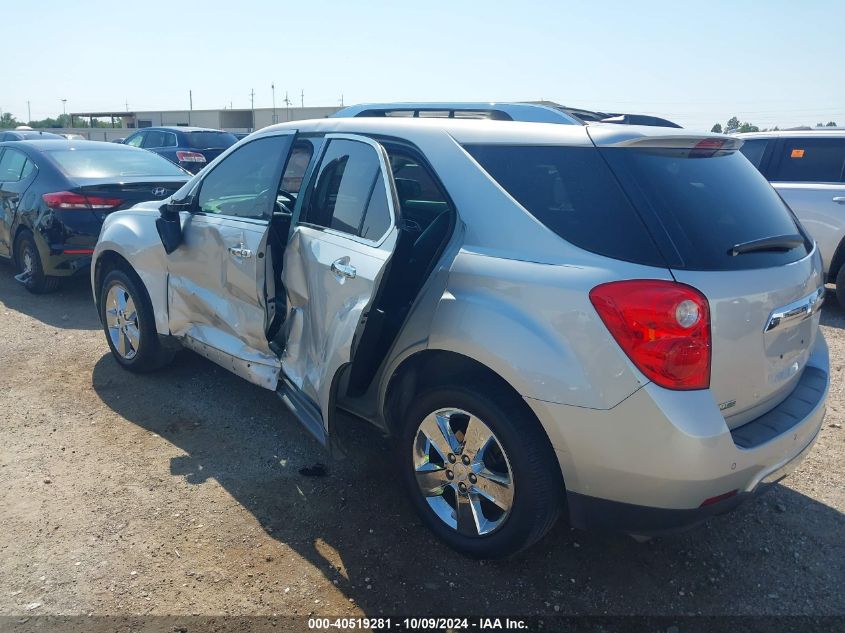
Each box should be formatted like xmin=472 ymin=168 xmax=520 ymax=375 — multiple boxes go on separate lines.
xmin=263 ymin=136 xmax=455 ymax=397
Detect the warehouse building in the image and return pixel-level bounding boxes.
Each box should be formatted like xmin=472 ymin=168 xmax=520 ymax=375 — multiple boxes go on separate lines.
xmin=66 ymin=105 xmax=341 ymax=141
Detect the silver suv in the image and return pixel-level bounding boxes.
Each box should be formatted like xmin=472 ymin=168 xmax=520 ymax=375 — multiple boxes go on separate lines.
xmin=737 ymin=130 xmax=845 ymax=303
xmin=92 ymin=119 xmax=829 ymax=558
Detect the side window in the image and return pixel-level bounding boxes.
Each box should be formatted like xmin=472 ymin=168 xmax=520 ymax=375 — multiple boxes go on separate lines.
xmin=125 ymin=132 xmax=144 ymax=148
xmin=770 ymin=138 xmax=845 ymax=183
xmin=739 ymin=139 xmax=769 ymax=170
xmin=303 ymin=139 xmax=393 ymax=240
xmin=387 ymin=148 xmax=452 ymax=233
xmin=161 ymin=132 xmax=178 ymax=148
xmin=197 ymin=135 xmax=292 ymax=220
xmin=142 ymin=130 xmax=166 ymax=148
xmin=0 ymin=148 xmax=28 ymax=182
xmin=20 ymin=159 xmax=36 ymax=180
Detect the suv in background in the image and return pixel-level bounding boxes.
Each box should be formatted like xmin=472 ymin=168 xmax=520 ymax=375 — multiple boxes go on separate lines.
xmin=738 ymin=130 xmax=845 ymax=303
xmin=333 ymin=102 xmax=681 ymax=128
xmin=122 ymin=126 xmax=238 ymax=174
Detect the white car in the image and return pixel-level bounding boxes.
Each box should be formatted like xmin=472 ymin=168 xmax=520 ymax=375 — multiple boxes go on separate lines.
xmin=738 ymin=129 xmax=845 ymax=302
xmin=91 ymin=119 xmax=828 ymax=557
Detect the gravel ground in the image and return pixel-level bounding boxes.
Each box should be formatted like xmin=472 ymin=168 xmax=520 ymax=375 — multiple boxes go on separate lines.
xmin=0 ymin=260 xmax=843 ymax=625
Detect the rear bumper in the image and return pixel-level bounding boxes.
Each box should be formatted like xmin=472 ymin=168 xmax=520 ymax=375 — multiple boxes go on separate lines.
xmin=526 ymin=333 xmax=829 ymax=534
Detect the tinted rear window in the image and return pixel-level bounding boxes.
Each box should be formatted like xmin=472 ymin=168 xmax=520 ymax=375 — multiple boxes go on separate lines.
xmin=185 ymin=131 xmax=238 ymax=149
xmin=464 ymin=145 xmax=664 ymax=266
xmin=601 ymin=147 xmax=810 ymax=270
xmin=769 ymin=138 xmax=845 ymax=183
xmin=48 ymin=148 xmax=186 ymax=178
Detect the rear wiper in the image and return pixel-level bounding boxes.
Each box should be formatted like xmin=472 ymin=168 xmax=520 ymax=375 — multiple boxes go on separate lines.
xmin=729 ymin=234 xmax=804 ymax=256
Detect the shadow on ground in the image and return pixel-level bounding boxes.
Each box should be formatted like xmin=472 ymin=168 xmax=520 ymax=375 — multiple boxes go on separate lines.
xmin=0 ymin=260 xmax=99 ymax=331
xmin=91 ymin=350 xmax=844 ymax=616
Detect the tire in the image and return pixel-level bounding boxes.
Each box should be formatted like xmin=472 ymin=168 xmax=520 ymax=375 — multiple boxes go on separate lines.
xmin=14 ymin=230 xmax=59 ymax=294
xmin=835 ymin=265 xmax=845 ymax=309
xmin=397 ymin=380 xmax=563 ymax=559
xmin=99 ymin=268 xmax=174 ymax=372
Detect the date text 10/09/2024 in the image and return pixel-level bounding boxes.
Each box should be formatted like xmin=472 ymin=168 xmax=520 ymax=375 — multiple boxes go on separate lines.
xmin=307 ymin=617 xmax=529 ymax=630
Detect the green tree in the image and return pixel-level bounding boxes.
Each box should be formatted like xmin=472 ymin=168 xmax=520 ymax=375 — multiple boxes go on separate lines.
xmin=737 ymin=122 xmax=760 ymax=133
xmin=725 ymin=116 xmax=741 ymax=133
xmin=826 ymin=121 xmax=838 ymax=127
xmin=711 ymin=123 xmax=723 ymax=133
xmin=0 ymin=112 xmax=20 ymax=129
xmin=816 ymin=122 xmax=825 ymax=127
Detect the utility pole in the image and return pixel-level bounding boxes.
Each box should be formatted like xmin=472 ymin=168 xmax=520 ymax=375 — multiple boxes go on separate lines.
xmin=300 ymin=89 xmax=304 ymax=109
xmin=125 ymin=99 xmax=129 ymax=112
xmin=284 ymin=92 xmax=291 ymax=122
xmin=188 ymin=90 xmax=193 ymax=125
xmin=339 ymin=94 xmax=344 ymax=107
xmin=61 ymin=99 xmax=67 ymax=116
xmin=250 ymin=88 xmax=255 ymax=131
xmin=272 ymin=83 xmax=277 ymax=124
xmin=27 ymin=101 xmax=31 ymax=124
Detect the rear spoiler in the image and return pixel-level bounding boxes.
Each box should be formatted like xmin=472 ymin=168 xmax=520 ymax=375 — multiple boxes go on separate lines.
xmin=589 ymin=129 xmax=743 ymax=151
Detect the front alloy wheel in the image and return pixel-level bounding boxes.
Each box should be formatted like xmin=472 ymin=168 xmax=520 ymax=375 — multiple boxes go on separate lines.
xmin=413 ymin=408 xmax=514 ymax=537
xmin=104 ymin=283 xmax=141 ymax=360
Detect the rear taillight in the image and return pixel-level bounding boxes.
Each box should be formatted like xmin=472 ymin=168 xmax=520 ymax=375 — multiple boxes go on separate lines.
xmin=176 ymin=150 xmax=206 ymax=163
xmin=589 ymin=280 xmax=711 ymax=390
xmin=42 ymin=191 xmax=122 ymax=210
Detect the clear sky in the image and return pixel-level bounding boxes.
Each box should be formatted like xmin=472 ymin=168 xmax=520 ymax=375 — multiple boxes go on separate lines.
xmin=3 ymin=0 xmax=843 ymax=131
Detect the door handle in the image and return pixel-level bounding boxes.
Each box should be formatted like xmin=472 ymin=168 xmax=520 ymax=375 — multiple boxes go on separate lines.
xmin=331 ymin=259 xmax=357 ymax=279
xmin=228 ymin=244 xmax=253 ymax=258
xmin=833 ymin=197 xmax=845 ymax=204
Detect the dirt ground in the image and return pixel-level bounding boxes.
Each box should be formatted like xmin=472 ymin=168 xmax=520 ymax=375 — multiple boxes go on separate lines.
xmin=1 ymin=260 xmax=843 ymax=626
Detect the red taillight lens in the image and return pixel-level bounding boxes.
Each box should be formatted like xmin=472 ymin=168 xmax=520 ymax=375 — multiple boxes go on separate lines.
xmin=589 ymin=280 xmax=711 ymax=390
xmin=176 ymin=150 xmax=207 ymax=163
xmin=42 ymin=191 xmax=121 ymax=210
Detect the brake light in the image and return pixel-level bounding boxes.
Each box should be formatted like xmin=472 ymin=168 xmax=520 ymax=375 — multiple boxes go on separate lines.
xmin=42 ymin=191 xmax=122 ymax=210
xmin=589 ymin=280 xmax=711 ymax=390
xmin=691 ymin=138 xmax=726 ymax=158
xmin=176 ymin=150 xmax=207 ymax=163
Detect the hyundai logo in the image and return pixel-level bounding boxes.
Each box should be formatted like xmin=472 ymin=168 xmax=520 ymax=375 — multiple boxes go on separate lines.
xmin=152 ymin=187 xmax=168 ymax=197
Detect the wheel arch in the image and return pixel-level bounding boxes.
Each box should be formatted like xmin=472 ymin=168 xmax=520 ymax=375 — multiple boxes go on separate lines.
xmin=94 ymin=248 xmax=168 ymax=336
xmin=828 ymin=236 xmax=845 ymax=283
xmin=383 ymin=350 xmax=561 ymax=474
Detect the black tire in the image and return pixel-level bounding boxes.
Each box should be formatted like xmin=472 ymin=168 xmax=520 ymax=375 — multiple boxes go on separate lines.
xmin=99 ymin=268 xmax=174 ymax=372
xmin=835 ymin=266 xmax=845 ymax=309
xmin=15 ymin=230 xmax=59 ymax=294
xmin=397 ymin=379 xmax=563 ymax=559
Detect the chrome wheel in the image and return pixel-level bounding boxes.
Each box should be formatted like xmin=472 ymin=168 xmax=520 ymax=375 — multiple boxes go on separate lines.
xmin=105 ymin=283 xmax=140 ymax=360
xmin=413 ymin=408 xmax=514 ymax=537
xmin=22 ymin=246 xmax=34 ymax=277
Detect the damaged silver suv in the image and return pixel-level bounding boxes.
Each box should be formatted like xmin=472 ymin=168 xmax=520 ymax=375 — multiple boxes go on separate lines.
xmin=92 ymin=118 xmax=829 ymax=558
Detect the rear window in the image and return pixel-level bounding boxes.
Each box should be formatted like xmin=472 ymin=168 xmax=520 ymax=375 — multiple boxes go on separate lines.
xmin=185 ymin=131 xmax=238 ymax=149
xmin=48 ymin=148 xmax=186 ymax=178
xmin=769 ymin=138 xmax=845 ymax=183
xmin=601 ymin=147 xmax=810 ymax=270
xmin=464 ymin=145 xmax=664 ymax=266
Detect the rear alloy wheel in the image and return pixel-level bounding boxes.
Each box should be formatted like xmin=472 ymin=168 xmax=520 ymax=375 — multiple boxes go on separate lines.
xmin=99 ymin=268 xmax=174 ymax=372
xmin=400 ymin=382 xmax=563 ymax=559
xmin=14 ymin=231 xmax=59 ymax=294
xmin=413 ymin=408 xmax=514 ymax=537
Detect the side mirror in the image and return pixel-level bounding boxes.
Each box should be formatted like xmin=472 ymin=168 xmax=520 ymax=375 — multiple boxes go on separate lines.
xmin=155 ymin=204 xmax=183 ymax=254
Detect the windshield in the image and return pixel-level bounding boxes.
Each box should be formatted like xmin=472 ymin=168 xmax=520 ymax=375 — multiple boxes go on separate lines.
xmin=600 ymin=147 xmax=811 ymax=270
xmin=48 ymin=148 xmax=186 ymax=178
xmin=185 ymin=131 xmax=238 ymax=149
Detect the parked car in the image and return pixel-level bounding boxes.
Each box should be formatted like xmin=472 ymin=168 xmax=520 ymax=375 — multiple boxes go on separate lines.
xmin=0 ymin=140 xmax=190 ymax=293
xmin=92 ymin=119 xmax=828 ymax=558
xmin=333 ymin=102 xmax=681 ymax=127
xmin=0 ymin=129 xmax=64 ymax=141
xmin=737 ymin=130 xmax=845 ymax=302
xmin=122 ymin=126 xmax=238 ymax=174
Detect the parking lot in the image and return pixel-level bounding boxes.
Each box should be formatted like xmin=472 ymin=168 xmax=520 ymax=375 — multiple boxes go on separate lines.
xmin=0 ymin=260 xmax=843 ymax=621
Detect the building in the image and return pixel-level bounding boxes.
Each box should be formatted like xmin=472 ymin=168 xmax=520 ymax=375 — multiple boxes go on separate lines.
xmin=65 ymin=106 xmax=341 ymax=141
